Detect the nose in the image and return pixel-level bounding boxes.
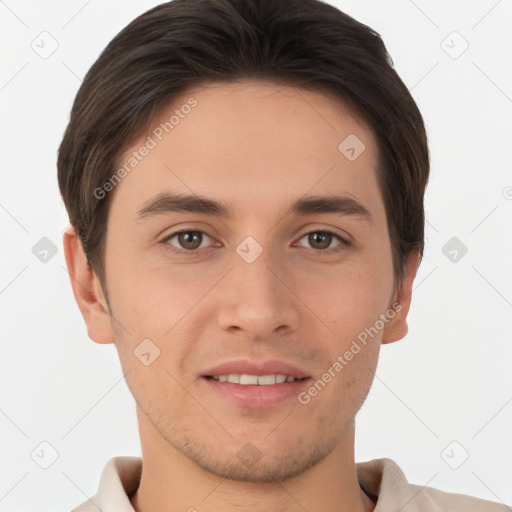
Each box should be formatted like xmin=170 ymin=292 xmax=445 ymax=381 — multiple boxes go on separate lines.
xmin=216 ymin=247 xmax=301 ymax=341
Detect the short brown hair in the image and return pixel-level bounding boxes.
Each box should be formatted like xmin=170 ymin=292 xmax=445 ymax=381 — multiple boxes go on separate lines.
xmin=58 ymin=0 xmax=429 ymax=289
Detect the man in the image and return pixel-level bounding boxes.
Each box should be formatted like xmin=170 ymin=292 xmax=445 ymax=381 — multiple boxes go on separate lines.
xmin=58 ymin=0 xmax=509 ymax=510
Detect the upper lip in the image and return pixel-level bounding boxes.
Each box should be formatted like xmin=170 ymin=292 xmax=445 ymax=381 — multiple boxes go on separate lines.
xmin=202 ymin=359 xmax=310 ymax=379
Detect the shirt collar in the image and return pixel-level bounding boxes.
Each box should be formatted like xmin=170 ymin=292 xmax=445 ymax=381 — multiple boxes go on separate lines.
xmin=91 ymin=456 xmax=415 ymax=511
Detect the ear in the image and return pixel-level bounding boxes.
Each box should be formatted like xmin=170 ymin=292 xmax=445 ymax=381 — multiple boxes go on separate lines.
xmin=381 ymin=248 xmax=421 ymax=345
xmin=63 ymin=225 xmax=115 ymax=344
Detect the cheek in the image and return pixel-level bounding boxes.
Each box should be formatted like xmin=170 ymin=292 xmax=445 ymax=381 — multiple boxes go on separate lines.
xmin=106 ymin=250 xmax=219 ymax=340
xmin=297 ymin=336 xmax=380 ymax=429
xmin=299 ymin=258 xmax=393 ymax=332
xmin=338 ymin=341 xmax=380 ymax=411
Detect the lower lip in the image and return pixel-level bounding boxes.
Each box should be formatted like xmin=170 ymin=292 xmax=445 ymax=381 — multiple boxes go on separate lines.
xmin=202 ymin=377 xmax=310 ymax=408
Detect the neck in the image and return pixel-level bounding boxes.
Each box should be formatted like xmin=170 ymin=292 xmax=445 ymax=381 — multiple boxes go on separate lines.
xmin=131 ymin=407 xmax=375 ymax=512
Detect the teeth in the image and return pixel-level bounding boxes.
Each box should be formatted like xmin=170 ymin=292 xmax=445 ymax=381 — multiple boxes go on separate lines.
xmin=257 ymin=374 xmax=277 ymax=385
xmin=210 ymin=374 xmax=297 ymax=385
xmin=240 ymin=374 xmax=258 ymax=385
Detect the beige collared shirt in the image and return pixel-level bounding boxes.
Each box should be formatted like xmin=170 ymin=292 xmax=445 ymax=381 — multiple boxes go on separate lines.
xmin=72 ymin=456 xmax=510 ymax=511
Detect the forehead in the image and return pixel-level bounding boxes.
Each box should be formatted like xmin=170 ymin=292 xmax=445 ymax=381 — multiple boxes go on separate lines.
xmin=110 ymin=80 xmax=383 ymax=221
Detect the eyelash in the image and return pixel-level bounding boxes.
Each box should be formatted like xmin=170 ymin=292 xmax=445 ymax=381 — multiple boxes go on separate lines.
xmin=161 ymin=229 xmax=350 ymax=256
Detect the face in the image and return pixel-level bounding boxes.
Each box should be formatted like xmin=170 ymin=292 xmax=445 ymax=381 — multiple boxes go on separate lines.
xmin=88 ymin=81 xmax=414 ymax=481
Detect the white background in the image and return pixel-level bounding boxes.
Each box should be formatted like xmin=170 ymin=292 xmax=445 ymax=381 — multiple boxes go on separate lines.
xmin=1 ymin=0 xmax=511 ymax=510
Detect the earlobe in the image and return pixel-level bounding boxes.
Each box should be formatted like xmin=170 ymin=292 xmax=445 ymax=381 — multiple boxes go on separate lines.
xmin=381 ymin=248 xmax=421 ymax=345
xmin=63 ymin=226 xmax=115 ymax=344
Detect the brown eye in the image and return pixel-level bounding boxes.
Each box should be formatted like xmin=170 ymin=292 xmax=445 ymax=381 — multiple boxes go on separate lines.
xmin=295 ymin=230 xmax=346 ymax=251
xmin=165 ymin=230 xmax=212 ymax=252
xmin=308 ymin=232 xmax=332 ymax=250
xmin=178 ymin=231 xmax=202 ymax=250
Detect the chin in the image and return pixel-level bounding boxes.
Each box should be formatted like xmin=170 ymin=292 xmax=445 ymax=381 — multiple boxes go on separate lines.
xmin=164 ymin=426 xmax=337 ymax=483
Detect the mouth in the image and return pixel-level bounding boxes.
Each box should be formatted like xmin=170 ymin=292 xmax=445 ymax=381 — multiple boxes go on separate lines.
xmin=205 ymin=373 xmax=307 ymax=385
xmin=201 ymin=360 xmax=311 ymax=408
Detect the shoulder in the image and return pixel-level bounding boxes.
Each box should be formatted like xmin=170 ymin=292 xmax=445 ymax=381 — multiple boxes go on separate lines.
xmin=357 ymin=457 xmax=510 ymax=512
xmin=72 ymin=496 xmax=101 ymax=512
xmin=70 ymin=456 xmax=142 ymax=512
xmin=406 ymin=482 xmax=511 ymax=511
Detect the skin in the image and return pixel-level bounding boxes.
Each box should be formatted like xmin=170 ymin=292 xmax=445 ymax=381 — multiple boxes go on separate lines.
xmin=64 ymin=80 xmax=420 ymax=512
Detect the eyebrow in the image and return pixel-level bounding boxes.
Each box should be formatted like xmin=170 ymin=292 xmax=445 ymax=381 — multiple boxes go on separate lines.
xmin=136 ymin=192 xmax=372 ymax=222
